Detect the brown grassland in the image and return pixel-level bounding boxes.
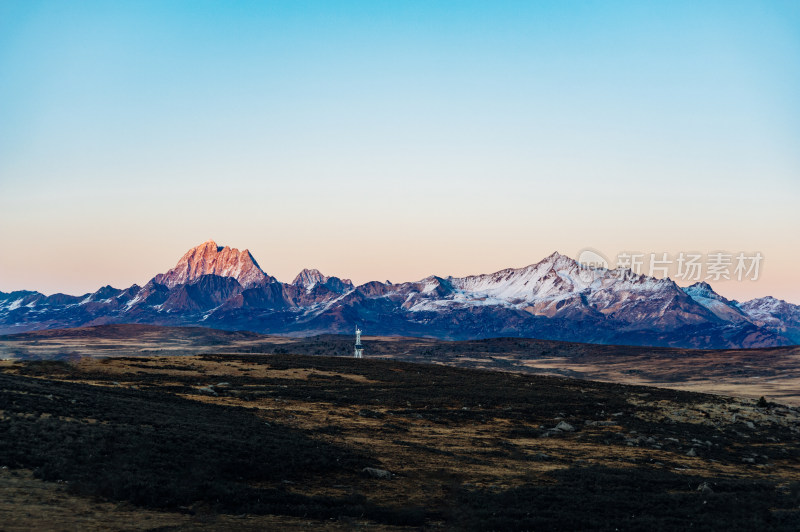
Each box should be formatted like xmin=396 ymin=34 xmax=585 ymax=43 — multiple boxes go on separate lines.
xmin=2 ymin=324 xmax=799 ymax=404
xmin=1 ymin=331 xmax=800 ymax=530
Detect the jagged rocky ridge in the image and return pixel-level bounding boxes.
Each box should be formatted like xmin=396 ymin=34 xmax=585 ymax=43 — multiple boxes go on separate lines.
xmin=1 ymin=241 xmax=798 ymax=348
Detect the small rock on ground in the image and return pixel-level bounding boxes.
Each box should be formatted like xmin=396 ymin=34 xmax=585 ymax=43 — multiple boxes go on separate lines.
xmin=362 ymin=467 xmax=392 ymax=479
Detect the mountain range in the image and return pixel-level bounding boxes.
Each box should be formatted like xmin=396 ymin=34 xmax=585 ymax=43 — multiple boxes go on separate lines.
xmin=1 ymin=240 xmax=798 ymax=348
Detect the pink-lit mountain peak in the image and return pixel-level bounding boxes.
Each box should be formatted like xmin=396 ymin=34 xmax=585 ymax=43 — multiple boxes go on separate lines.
xmin=2 ymin=241 xmax=799 ymax=347
xmin=154 ymin=240 xmax=271 ymax=289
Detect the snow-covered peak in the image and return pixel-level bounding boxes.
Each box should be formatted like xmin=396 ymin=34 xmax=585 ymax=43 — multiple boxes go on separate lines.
xmin=742 ymin=295 xmax=782 ymax=309
xmin=681 ymin=282 xmax=751 ymax=324
xmin=396 ymin=251 xmax=699 ymax=324
xmin=740 ymin=296 xmax=799 ymax=321
xmin=292 ymin=268 xmax=354 ymax=293
xmin=153 ymin=240 xmax=271 ymax=289
xmin=450 ymin=252 xmax=602 ymax=303
xmin=682 ymin=282 xmax=722 ymax=301
xmin=738 ymin=296 xmax=800 ymax=341
xmin=293 ymin=268 xmax=327 ymax=289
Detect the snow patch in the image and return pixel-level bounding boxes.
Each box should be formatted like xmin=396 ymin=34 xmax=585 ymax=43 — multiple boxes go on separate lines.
xmin=123 ymin=295 xmax=141 ymax=311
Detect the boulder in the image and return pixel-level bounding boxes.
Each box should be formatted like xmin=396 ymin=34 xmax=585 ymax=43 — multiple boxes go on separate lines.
xmin=362 ymin=467 xmax=392 ymax=480
xmin=556 ymin=421 xmax=576 ymax=432
xmin=697 ymin=482 xmax=713 ymax=495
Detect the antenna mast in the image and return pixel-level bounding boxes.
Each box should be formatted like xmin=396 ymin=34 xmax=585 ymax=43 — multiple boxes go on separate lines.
xmin=354 ymin=326 xmax=363 ymax=359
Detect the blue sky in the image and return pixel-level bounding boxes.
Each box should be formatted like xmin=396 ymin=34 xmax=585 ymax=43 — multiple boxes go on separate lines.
xmin=1 ymin=1 xmax=798 ymax=302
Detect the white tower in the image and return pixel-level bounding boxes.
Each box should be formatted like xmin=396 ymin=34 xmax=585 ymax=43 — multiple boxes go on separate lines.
xmin=354 ymin=326 xmax=363 ymax=358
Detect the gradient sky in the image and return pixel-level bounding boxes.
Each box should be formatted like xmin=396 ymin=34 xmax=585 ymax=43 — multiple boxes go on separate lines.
xmin=1 ymin=1 xmax=798 ymax=303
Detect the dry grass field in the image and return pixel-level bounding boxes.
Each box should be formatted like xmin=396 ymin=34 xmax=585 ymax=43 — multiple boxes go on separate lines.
xmin=2 ymin=324 xmax=799 ymax=405
xmin=1 ymin=349 xmax=799 ymax=530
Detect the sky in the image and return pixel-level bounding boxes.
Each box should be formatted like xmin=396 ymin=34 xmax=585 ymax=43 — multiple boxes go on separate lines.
xmin=1 ymin=1 xmax=798 ymax=303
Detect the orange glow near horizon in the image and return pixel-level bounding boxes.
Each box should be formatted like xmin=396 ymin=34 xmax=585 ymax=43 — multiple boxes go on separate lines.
xmin=1 ymin=230 xmax=798 ymax=305
xmin=1 ymin=2 xmax=798 ymax=305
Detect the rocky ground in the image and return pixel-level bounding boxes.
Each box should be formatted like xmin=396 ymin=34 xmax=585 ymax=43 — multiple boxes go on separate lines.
xmin=1 ymin=353 xmax=799 ymax=530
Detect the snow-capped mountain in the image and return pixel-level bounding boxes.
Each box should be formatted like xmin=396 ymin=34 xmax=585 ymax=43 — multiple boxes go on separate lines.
xmin=681 ymin=282 xmax=753 ymax=323
xmin=153 ymin=240 xmax=273 ymax=289
xmin=1 ymin=241 xmax=798 ymax=349
xmin=292 ymin=269 xmax=353 ymax=293
xmin=412 ymin=252 xmax=714 ymax=329
xmin=737 ymin=296 xmax=800 ymax=344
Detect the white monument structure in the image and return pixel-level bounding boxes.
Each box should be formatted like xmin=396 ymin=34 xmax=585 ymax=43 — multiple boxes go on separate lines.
xmin=354 ymin=326 xmax=363 ymax=358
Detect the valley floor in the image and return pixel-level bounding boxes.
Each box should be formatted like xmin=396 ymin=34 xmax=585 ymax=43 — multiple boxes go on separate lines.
xmin=1 ymin=353 xmax=799 ymax=530
xmin=3 ymin=324 xmax=799 ymax=405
